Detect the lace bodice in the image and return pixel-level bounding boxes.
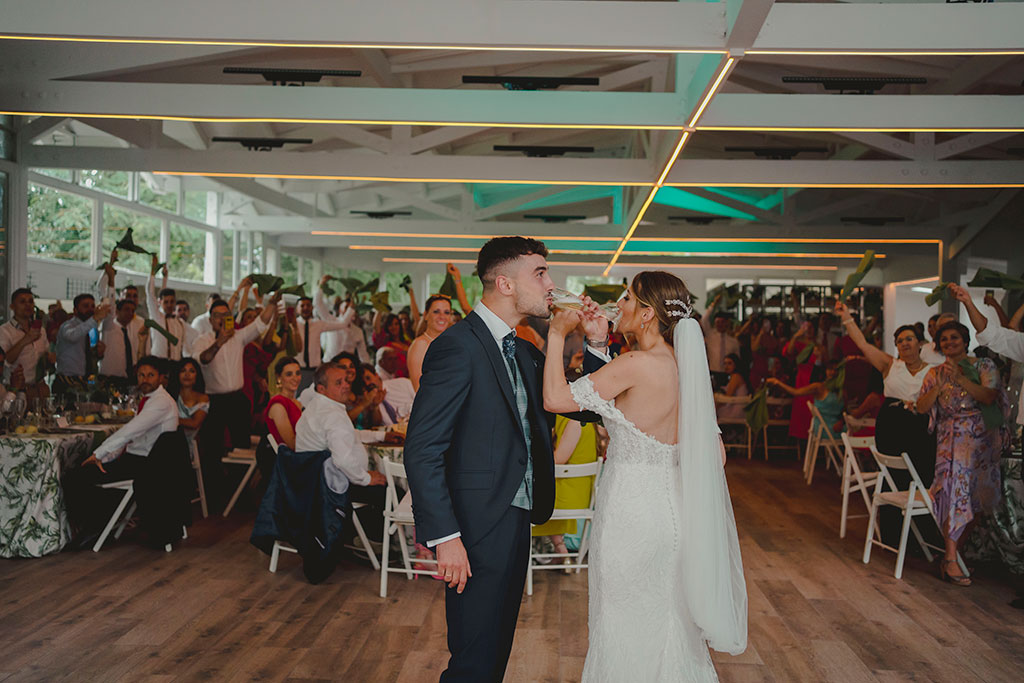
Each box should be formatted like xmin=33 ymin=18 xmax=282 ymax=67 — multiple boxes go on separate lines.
xmin=570 ymin=376 xmax=677 ymax=466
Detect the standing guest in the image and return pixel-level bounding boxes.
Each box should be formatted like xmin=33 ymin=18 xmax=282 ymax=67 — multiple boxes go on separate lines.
xmin=192 ymin=281 xmax=254 ymax=338
xmin=146 ymin=257 xmax=191 ymax=360
xmin=835 ymin=301 xmax=937 ymax=481
xmin=921 ymin=312 xmax=956 ymax=364
xmin=407 ymin=295 xmax=453 ymax=391
xmin=701 ymin=292 xmax=740 ymax=374
xmin=373 ymin=313 xmax=411 ymax=377
xmin=239 ymin=306 xmax=276 ymax=426
xmin=321 ymin=298 xmax=371 ymax=363
xmin=265 ymin=357 xmax=303 ymax=451
xmin=194 ymin=291 xmax=281 ymax=504
xmin=175 ymin=299 xmax=192 ymax=325
xmin=53 ymin=294 xmax=110 ymax=394
xmin=768 ymin=359 xmax=845 ymax=441
xmin=63 ymin=357 xmax=179 ymax=546
xmin=783 ymin=320 xmax=819 ymax=443
xmin=749 ymin=316 xmax=779 ymax=389
xmin=293 ymin=276 xmax=355 ymax=390
xmin=99 ymin=299 xmax=148 ymax=391
xmin=0 ymin=288 xmax=49 ymax=399
xmin=916 ymin=320 xmax=1008 ymax=587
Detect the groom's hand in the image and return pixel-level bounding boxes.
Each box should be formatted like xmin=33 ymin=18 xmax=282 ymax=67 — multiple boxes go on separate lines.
xmin=436 ymin=537 xmax=472 ymax=593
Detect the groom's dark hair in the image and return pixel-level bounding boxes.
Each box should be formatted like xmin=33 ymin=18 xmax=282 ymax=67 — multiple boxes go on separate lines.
xmin=477 ymin=236 xmax=548 ymax=290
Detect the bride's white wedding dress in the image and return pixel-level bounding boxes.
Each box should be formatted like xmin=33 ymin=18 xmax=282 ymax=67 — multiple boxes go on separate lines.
xmin=568 ymin=318 xmax=747 ymax=682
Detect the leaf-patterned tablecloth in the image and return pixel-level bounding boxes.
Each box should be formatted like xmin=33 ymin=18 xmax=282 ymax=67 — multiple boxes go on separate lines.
xmin=0 ymin=428 xmax=117 ymax=558
xmin=963 ymin=457 xmax=1024 ymax=575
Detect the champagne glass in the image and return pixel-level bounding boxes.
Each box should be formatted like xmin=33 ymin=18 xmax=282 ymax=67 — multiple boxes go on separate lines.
xmin=548 ymin=288 xmax=622 ymax=325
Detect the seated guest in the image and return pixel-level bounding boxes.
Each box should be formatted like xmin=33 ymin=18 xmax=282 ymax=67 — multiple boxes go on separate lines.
xmin=64 ymin=356 xmax=180 ymax=545
xmin=768 ymin=359 xmax=844 ymax=440
xmin=266 ymin=357 xmax=303 ymax=451
xmin=99 ymin=299 xmax=147 ymax=391
xmin=350 ymin=363 xmax=415 ymax=428
xmin=845 ymin=370 xmax=884 ymax=435
xmin=298 ymin=351 xmax=359 ymax=408
xmin=376 ymin=345 xmax=401 ymax=381
xmin=53 ymin=294 xmax=111 ymax=394
xmin=716 ymin=353 xmax=750 ymax=422
xmin=0 ymin=288 xmax=49 ymax=400
xmin=295 ymin=362 xmax=399 ymax=541
xmin=407 ymin=295 xmax=454 ymax=391
xmin=170 ymin=358 xmax=209 ymax=458
xmin=916 ymin=320 xmax=1009 ymax=587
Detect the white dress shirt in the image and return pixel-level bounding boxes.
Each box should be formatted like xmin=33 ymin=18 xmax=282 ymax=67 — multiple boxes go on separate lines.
xmin=295 ymin=391 xmax=384 ymax=494
xmin=193 ymin=317 xmax=269 ymax=394
xmin=0 ymin=319 xmax=49 ymax=383
xmin=976 ymin=323 xmax=1024 ymax=426
xmin=382 ymin=377 xmax=416 ymax=422
xmin=93 ymin=385 xmax=178 ymax=463
xmin=192 ymin=311 xmax=213 ymax=337
xmin=700 ymin=304 xmax=740 ymax=373
xmin=145 ymin=275 xmax=189 ymax=360
xmin=99 ymin=314 xmax=148 ymax=379
xmin=296 ymin=289 xmax=355 ymax=368
xmin=919 ymin=341 xmax=945 ymax=365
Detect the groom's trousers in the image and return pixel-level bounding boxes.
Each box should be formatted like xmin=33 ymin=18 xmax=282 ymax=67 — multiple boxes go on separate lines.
xmin=441 ymin=505 xmax=531 ymax=683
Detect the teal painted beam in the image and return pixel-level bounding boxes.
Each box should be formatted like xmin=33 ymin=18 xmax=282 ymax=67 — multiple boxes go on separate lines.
xmin=652 ymin=187 xmax=758 ymax=220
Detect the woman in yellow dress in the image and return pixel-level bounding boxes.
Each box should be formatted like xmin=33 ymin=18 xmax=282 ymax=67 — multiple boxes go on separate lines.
xmin=532 ymin=414 xmax=599 ymax=560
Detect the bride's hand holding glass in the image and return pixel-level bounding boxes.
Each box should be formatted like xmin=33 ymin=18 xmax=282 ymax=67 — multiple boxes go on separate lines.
xmin=548 ymin=308 xmax=581 ymax=338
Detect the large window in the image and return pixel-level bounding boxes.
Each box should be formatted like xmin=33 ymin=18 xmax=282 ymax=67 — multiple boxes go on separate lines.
xmin=34 ymin=168 xmax=73 ymax=182
xmin=79 ymin=169 xmax=130 ymax=199
xmin=301 ymin=259 xmax=315 ymax=288
xmin=138 ymin=174 xmax=178 ymax=213
xmin=27 ymin=183 xmax=93 ymax=263
xmin=168 ymin=223 xmax=207 ymax=282
xmin=221 ymin=229 xmax=235 ymax=287
xmin=184 ymin=190 xmax=216 ymax=225
xmin=102 ymin=205 xmax=161 ymax=275
xmin=279 ymin=252 xmax=299 ymax=284
xmin=384 ymin=272 xmax=411 ymax=311
xmin=251 ymin=232 xmax=264 ymax=273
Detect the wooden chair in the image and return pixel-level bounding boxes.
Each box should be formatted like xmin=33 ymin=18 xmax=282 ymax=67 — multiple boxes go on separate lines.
xmin=714 ymin=394 xmax=753 ymax=460
xmin=804 ymin=402 xmax=843 ymax=484
xmin=838 ymin=432 xmax=879 ymax=539
xmin=862 ymin=444 xmax=967 ymax=580
xmin=379 ymin=455 xmax=435 ymax=596
xmin=186 ymin=438 xmax=208 ymax=518
xmin=527 ymin=459 xmax=604 ymax=596
xmin=222 ymin=445 xmax=259 ymax=517
xmin=759 ymin=397 xmax=794 ymax=460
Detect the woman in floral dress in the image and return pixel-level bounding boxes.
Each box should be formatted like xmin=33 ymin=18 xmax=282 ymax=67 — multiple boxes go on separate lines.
xmin=916 ymin=321 xmax=1008 ymax=586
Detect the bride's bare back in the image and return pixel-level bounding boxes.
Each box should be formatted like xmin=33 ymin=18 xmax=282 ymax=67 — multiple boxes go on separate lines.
xmin=596 ymin=347 xmax=679 ymax=445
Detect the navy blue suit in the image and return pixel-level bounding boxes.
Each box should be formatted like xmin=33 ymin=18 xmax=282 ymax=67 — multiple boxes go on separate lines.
xmin=404 ymin=311 xmax=604 ymax=682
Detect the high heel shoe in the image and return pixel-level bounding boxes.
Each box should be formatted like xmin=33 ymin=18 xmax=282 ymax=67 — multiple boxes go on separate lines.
xmin=940 ymin=559 xmax=972 ymax=587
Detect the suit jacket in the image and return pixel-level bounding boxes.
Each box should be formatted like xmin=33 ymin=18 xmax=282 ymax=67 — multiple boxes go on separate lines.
xmin=404 ymin=311 xmax=604 ymax=548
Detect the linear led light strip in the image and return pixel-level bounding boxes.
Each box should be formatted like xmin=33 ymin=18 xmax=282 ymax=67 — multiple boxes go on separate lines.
xmin=602 ymin=56 xmax=736 ymax=276
xmin=667 ymin=181 xmax=1024 ymax=189
xmin=312 ymin=230 xmax=940 ymax=245
xmin=381 ymin=257 xmax=838 ymax=271
xmin=348 ymin=244 xmax=886 ymax=259
xmin=697 ymin=126 xmax=1024 ymax=134
xmin=155 ymin=171 xmax=650 ymax=187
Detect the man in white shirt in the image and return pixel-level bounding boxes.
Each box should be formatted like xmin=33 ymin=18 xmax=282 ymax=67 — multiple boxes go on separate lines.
xmin=294 ymin=278 xmax=356 ymax=389
xmin=0 ymin=288 xmax=49 ymax=398
xmin=64 ymin=357 xmax=178 ymax=543
xmin=351 ymin=363 xmax=415 ymax=427
xmin=194 ymin=293 xmax=281 ymax=503
xmin=319 ymin=295 xmax=370 ymax=364
xmin=296 ymin=362 xmax=400 ymax=540
xmin=146 ymin=258 xmax=192 ymax=360
xmin=951 ymin=284 xmax=1024 ymax=427
xmin=191 ymin=292 xmax=223 ymax=337
xmin=99 ymin=299 xmax=148 ymax=389
xmin=920 ymin=312 xmax=956 ymax=364
xmin=700 ymin=307 xmax=741 ymax=373
xmin=376 ymin=345 xmax=400 ymax=381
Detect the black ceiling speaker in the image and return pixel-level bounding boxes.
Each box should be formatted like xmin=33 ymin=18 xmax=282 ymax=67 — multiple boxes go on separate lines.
xmin=463 ymin=75 xmax=599 ymax=91
xmin=350 ymin=210 xmax=413 ymax=219
xmin=493 ymin=145 xmax=595 ymax=157
xmin=223 ymin=66 xmax=361 ymax=86
xmin=840 ymin=216 xmax=905 ymax=226
xmin=211 ymin=136 xmax=312 ymax=151
xmin=782 ymin=75 xmax=926 ymax=94
xmin=724 ymin=146 xmax=828 ymax=160
xmin=523 ymin=214 xmax=587 ymax=223
xmin=668 ymin=215 xmax=729 ymax=225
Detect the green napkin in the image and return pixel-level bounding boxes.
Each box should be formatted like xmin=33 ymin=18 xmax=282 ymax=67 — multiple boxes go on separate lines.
xmin=278 ymin=283 xmax=307 ymax=298
xmin=796 ymin=342 xmax=814 ymax=365
xmin=958 ymin=359 xmax=1003 ymax=430
xmin=114 ymin=228 xmax=153 ymax=256
xmin=371 ymin=291 xmax=391 ymax=313
xmin=439 ymin=271 xmax=457 ymax=299
xmin=840 ymin=250 xmax=875 ymax=300
xmin=744 ymin=387 xmax=769 ymax=435
xmin=248 ymin=273 xmax=285 ymax=297
xmin=144 ymin=319 xmax=179 ymax=347
xmin=967 ymin=267 xmax=1024 ymax=291
xmin=825 ymin=359 xmax=847 ymax=393
xmin=925 ymin=282 xmax=951 ymax=306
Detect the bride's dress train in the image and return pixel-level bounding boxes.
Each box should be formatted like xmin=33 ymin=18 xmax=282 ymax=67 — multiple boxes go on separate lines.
xmin=569 ymin=318 xmax=747 ymax=682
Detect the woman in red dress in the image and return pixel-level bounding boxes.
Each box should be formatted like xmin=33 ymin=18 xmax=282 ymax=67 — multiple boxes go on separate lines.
xmin=264 ymin=357 xmax=303 ymax=450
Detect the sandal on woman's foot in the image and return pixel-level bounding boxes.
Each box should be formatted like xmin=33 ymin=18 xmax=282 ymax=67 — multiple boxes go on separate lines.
xmin=940 ymin=560 xmax=972 ymax=587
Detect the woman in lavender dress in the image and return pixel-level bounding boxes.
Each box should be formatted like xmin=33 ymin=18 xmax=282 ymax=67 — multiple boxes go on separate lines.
xmin=916 ymin=321 xmax=1009 ymax=586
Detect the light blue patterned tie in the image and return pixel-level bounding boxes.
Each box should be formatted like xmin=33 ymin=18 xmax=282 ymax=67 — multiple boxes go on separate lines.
xmin=503 ymin=332 xmax=533 ymax=510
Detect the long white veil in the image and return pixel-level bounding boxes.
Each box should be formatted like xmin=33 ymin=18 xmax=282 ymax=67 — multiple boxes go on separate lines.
xmin=674 ymin=317 xmax=748 ymax=655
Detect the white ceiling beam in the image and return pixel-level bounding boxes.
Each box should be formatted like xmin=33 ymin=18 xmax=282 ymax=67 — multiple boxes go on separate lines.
xmin=726 ymin=0 xmax=776 ymax=49
xmin=921 ymin=55 xmax=1017 ymax=95
xmin=375 ymin=186 xmax=464 ymax=221
xmin=313 ymin=125 xmax=392 ymax=154
xmin=0 ymin=0 xmax=725 ymax=52
xmin=834 ymin=133 xmax=918 ymax=160
xmin=15 ymin=116 xmax=69 ymax=144
xmin=933 ymin=132 xmax=1022 ymax=161
xmin=948 ymin=189 xmax=1021 ymax=260
xmin=402 ymin=127 xmax=491 ymax=155
xmin=595 ymin=61 xmax=666 ymax=92
xmin=389 ymin=50 xmax=609 ymax=75
xmin=21 ymin=145 xmax=654 ymax=185
xmin=793 ymin=195 xmax=880 ymax=226
xmin=350 ymin=48 xmax=403 ymax=89
xmin=472 ymin=187 xmax=573 ymax=220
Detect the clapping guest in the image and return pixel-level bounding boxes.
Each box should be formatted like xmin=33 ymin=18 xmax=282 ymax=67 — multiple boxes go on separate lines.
xmin=0 ymin=288 xmax=49 ymax=399
xmin=916 ymin=320 xmax=1008 ymax=586
xmin=351 ymin=363 xmax=415 ymax=428
xmin=265 ymin=357 xmax=303 ymax=451
xmin=293 ymin=277 xmax=358 ymax=389
xmin=407 ymin=295 xmax=453 ymax=391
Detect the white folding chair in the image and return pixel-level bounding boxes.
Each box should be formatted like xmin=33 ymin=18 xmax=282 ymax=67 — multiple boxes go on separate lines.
xmin=843 ymin=413 xmax=876 ymax=434
xmin=264 ymin=434 xmax=379 ymax=573
xmin=839 ymin=432 xmax=880 ymax=539
xmin=526 ymin=459 xmax=604 ymax=596
xmin=92 ymin=480 xmax=186 ymax=553
xmin=862 ymin=444 xmax=968 ymax=580
xmin=379 ymin=455 xmax=434 ymax=596
xmin=804 ymin=402 xmax=843 ymax=484
xmin=222 ymin=446 xmax=258 ymax=517
xmin=760 ymin=397 xmax=794 ymax=460
xmin=187 ymin=438 xmax=208 ymax=518
xmin=714 ymin=394 xmax=753 ymax=460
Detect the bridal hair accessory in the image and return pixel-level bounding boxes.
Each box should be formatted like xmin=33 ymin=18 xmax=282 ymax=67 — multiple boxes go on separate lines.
xmin=664 ymin=299 xmax=693 ymax=318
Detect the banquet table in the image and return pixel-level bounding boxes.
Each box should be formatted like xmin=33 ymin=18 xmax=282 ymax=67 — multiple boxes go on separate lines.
xmin=964 ymin=456 xmax=1024 ymax=575
xmin=0 ymin=425 xmax=120 ymax=558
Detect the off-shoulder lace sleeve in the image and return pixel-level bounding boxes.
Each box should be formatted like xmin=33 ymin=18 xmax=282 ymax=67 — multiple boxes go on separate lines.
xmin=569 ymin=375 xmax=625 ymax=426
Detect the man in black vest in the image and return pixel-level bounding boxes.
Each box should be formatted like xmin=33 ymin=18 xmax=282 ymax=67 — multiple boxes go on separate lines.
xmin=404 ymin=237 xmax=609 ymax=682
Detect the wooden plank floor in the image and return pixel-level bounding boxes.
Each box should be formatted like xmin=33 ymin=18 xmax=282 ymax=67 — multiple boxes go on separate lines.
xmin=2 ymin=456 xmax=1023 ymax=682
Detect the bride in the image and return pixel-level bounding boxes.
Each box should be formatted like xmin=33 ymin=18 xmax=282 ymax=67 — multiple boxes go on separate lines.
xmin=543 ymin=271 xmax=747 ymax=682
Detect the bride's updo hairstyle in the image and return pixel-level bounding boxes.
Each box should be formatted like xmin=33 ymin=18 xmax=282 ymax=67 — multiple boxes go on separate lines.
xmin=631 ymin=271 xmax=694 ymax=346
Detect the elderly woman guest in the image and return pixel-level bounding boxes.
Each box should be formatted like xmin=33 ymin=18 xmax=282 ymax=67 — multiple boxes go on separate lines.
xmin=170 ymin=358 xmax=210 ymax=517
xmin=916 ymin=320 xmax=1008 ymax=586
xmin=407 ymin=295 xmax=454 ymax=391
xmin=265 ymin=356 xmax=303 ymax=451
xmin=835 ymin=301 xmax=938 ymax=481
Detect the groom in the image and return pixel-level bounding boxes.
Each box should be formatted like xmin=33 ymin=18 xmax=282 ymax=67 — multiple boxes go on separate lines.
xmin=404 ymin=237 xmax=609 ymax=682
